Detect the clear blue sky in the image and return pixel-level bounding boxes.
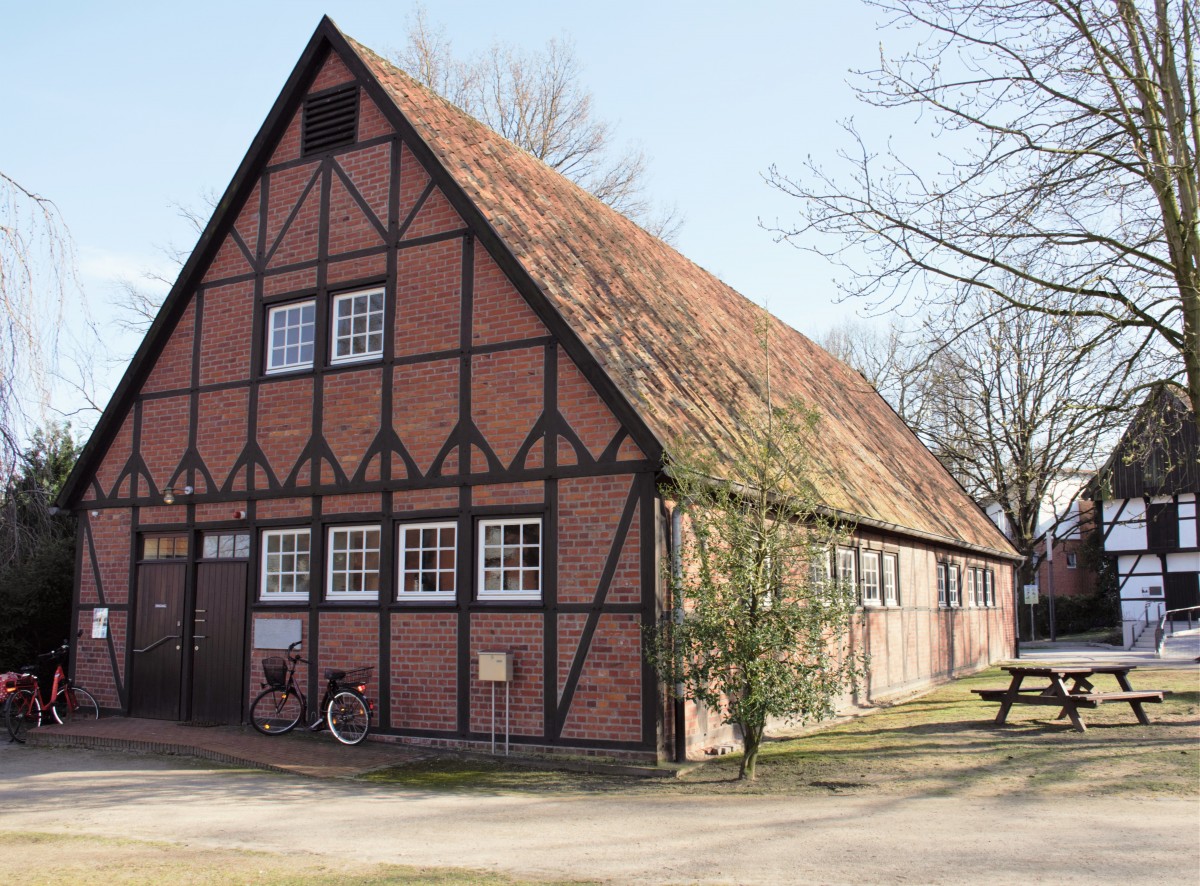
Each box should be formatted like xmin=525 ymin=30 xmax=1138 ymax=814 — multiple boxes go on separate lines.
xmin=2 ymin=1 xmax=912 ymax=432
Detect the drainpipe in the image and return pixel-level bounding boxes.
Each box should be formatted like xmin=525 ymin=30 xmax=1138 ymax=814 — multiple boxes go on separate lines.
xmin=670 ymin=504 xmax=686 ymax=763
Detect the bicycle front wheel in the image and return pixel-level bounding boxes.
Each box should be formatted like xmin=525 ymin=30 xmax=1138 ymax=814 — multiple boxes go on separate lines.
xmin=326 ymin=690 xmax=369 ymax=745
xmin=250 ymin=687 xmax=302 ymax=735
xmin=5 ymin=689 xmax=41 ymax=743
xmin=51 ymin=685 xmax=100 ymax=725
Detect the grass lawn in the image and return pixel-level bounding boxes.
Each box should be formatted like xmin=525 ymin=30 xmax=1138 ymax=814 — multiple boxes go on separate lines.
xmin=366 ymin=665 xmax=1200 ymax=798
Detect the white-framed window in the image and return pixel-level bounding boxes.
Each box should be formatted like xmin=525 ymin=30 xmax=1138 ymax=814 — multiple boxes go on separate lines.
xmin=327 ymin=525 xmax=380 ymax=601
xmin=983 ymin=569 xmax=994 ymax=606
xmin=331 ymin=287 xmax=384 ymax=364
xmin=882 ymin=553 xmax=898 ymax=605
xmin=266 ymin=299 xmax=315 ymax=373
xmin=966 ymin=568 xmax=977 ymax=606
xmin=1066 ymin=552 xmax=1078 ymax=569
xmin=948 ymin=565 xmax=960 ymax=607
xmin=809 ymin=548 xmax=832 ymax=584
xmin=478 ymin=517 xmax=541 ymax=601
xmin=861 ymin=550 xmax=881 ymax=604
xmin=937 ymin=563 xmax=947 ymax=607
xmin=398 ymin=521 xmax=457 ymax=601
xmin=261 ymin=528 xmax=310 ymax=601
xmin=836 ymin=547 xmax=856 ymax=594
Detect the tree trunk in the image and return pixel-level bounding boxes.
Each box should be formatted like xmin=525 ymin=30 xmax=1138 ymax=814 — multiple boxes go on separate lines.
xmin=738 ymin=722 xmax=763 ymax=780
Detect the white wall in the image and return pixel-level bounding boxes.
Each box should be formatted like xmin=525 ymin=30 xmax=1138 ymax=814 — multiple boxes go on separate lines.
xmin=1179 ymin=494 xmax=1197 ymax=547
xmin=1104 ymin=498 xmax=1147 ymax=551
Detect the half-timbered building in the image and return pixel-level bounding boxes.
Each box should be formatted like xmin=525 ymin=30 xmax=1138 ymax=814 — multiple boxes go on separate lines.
xmin=60 ymin=18 xmax=1020 ymax=760
xmin=1090 ymin=383 xmax=1200 ymax=647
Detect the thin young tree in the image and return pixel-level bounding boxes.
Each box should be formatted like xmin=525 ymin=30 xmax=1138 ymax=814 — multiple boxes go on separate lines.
xmin=646 ymin=337 xmax=863 ymax=780
xmin=769 ymin=0 xmax=1198 ymax=427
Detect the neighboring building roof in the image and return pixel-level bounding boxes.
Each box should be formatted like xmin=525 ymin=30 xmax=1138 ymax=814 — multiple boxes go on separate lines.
xmin=1091 ymin=383 xmax=1198 ymax=500
xmin=62 ymin=18 xmax=1017 ymax=560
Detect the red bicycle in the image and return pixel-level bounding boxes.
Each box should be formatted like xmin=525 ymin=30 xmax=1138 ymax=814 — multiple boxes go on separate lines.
xmin=3 ymin=640 xmax=99 ymax=743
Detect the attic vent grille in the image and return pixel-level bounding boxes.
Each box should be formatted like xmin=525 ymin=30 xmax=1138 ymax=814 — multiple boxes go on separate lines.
xmin=302 ymin=84 xmax=359 ymax=155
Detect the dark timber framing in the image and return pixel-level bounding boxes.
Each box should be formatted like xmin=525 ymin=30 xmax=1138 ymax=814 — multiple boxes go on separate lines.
xmin=61 ymin=20 xmax=663 ymax=754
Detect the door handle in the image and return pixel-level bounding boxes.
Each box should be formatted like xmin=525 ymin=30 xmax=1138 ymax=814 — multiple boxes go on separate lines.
xmin=132 ymin=635 xmax=180 ymax=654
xmin=193 ymin=635 xmax=207 ymax=640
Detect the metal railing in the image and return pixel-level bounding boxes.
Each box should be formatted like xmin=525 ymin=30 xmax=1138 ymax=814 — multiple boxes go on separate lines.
xmin=1128 ymin=601 xmax=1162 ymax=650
xmin=1154 ymin=604 xmax=1200 ymax=657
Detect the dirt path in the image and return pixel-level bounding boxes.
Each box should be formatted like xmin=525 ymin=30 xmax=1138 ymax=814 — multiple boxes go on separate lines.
xmin=2 ymin=743 xmax=1196 ymax=885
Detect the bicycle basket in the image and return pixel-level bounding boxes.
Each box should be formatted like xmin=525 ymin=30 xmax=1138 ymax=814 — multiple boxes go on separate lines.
xmin=331 ymin=666 xmax=373 ymax=687
xmin=261 ymin=657 xmax=288 ymax=689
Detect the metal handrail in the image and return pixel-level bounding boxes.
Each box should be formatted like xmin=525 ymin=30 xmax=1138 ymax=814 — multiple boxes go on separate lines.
xmin=132 ymin=634 xmax=179 ymax=654
xmin=1154 ymin=605 xmax=1200 ymax=657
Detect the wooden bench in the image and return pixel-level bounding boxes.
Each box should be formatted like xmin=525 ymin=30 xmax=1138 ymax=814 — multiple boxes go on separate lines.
xmin=973 ymin=666 xmax=1168 ymax=731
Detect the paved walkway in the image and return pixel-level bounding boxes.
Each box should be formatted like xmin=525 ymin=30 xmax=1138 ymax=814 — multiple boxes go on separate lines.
xmin=1013 ymin=627 xmax=1200 ymax=667
xmin=24 ymin=716 xmax=428 ymax=778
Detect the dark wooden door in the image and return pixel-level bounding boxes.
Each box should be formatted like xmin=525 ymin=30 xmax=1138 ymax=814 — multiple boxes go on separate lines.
xmin=131 ymin=563 xmax=185 ymax=719
xmin=1164 ymin=572 xmax=1199 ymax=613
xmin=190 ymin=561 xmax=248 ymax=724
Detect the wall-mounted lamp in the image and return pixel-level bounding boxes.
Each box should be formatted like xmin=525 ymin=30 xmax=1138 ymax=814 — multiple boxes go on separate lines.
xmin=163 ymin=487 xmax=176 ymax=505
xmin=183 ymin=485 xmax=194 ymax=496
xmin=90 ymin=510 xmax=100 ymax=518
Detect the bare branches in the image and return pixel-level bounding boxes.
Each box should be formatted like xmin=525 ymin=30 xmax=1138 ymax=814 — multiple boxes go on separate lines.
xmin=828 ymin=292 xmax=1135 ymax=579
xmin=768 ymin=0 xmax=1199 ymax=421
xmin=0 ymin=172 xmax=76 ymax=480
xmin=390 ymin=5 xmax=680 ymax=241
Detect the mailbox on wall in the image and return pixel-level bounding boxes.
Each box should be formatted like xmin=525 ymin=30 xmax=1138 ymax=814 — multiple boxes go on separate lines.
xmin=479 ymin=651 xmax=513 ymax=682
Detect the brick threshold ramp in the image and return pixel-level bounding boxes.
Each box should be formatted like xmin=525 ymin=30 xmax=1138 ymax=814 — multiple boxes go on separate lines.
xmin=23 ymin=717 xmax=429 ymax=779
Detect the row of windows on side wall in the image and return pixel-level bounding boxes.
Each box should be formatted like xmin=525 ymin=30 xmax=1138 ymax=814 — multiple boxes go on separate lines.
xmin=937 ymin=564 xmax=998 ymax=607
xmin=832 ymin=548 xmax=901 ymax=606
xmin=266 ymin=286 xmax=385 ymax=375
xmin=260 ymin=518 xmax=542 ymax=604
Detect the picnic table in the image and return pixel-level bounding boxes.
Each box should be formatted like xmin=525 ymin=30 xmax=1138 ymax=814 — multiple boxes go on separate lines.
xmin=972 ymin=665 xmax=1166 ymax=732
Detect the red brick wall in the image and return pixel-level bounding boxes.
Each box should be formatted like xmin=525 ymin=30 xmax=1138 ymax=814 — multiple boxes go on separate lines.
xmin=558 ymin=613 xmax=642 ymax=742
xmin=249 ymin=614 xmax=309 ymax=710
xmin=470 ymin=613 xmax=543 ymax=736
xmin=74 ymin=609 xmax=125 ymax=710
xmin=558 ymin=347 xmax=620 ymax=460
xmin=258 ymin=377 xmax=313 ymax=483
xmin=197 ymin=387 xmax=248 ymax=492
xmin=391 ymin=612 xmax=457 ymax=730
xmin=198 ymin=282 xmax=254 ymax=385
xmin=319 ymin=612 xmax=380 ymax=695
xmin=472 ymin=346 xmax=542 ymax=470
xmin=558 ymin=475 xmax=639 ymax=606
xmin=472 ymin=243 xmax=548 ymax=346
xmin=393 ymin=360 xmax=458 ymax=476
xmin=323 ymin=369 xmax=382 ymax=480
xmin=142 ymin=301 xmax=194 ymax=394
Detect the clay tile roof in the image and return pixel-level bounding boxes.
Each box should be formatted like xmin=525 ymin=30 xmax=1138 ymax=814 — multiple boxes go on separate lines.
xmin=343 ymin=33 xmax=1015 ymax=558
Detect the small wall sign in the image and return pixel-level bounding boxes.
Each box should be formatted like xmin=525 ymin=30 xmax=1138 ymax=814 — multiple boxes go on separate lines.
xmin=254 ymin=618 xmax=302 ymax=650
xmin=1023 ymin=585 xmax=1039 ymax=605
xmin=92 ymin=608 xmax=109 ymax=639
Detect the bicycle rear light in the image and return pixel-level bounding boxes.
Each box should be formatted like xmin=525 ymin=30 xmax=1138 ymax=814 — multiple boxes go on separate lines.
xmin=356 ymin=683 xmax=366 ymax=693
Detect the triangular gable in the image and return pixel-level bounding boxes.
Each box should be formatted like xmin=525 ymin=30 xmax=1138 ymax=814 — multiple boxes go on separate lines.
xmin=62 ymin=17 xmax=657 ymax=507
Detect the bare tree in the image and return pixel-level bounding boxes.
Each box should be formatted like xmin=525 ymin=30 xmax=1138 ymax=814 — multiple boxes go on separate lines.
xmin=769 ymin=0 xmax=1199 ymax=428
xmin=393 ymin=6 xmax=682 ymax=242
xmin=0 ymin=173 xmax=74 ymax=475
xmin=819 ymin=319 xmax=931 ymax=427
xmin=829 ymin=296 xmax=1133 ymax=589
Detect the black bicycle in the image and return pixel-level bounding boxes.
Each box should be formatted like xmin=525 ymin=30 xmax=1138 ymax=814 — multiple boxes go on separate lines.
xmin=249 ymin=641 xmax=374 ymax=746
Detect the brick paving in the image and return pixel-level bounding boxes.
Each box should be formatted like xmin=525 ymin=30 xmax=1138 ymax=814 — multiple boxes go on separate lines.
xmin=23 ymin=716 xmax=428 ymax=778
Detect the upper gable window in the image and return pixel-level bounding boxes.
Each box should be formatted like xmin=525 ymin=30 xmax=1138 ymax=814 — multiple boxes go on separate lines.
xmin=331 ymin=288 xmax=385 ymax=364
xmin=302 ymin=84 xmax=359 ymax=156
xmin=266 ymin=300 xmax=316 ymax=373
